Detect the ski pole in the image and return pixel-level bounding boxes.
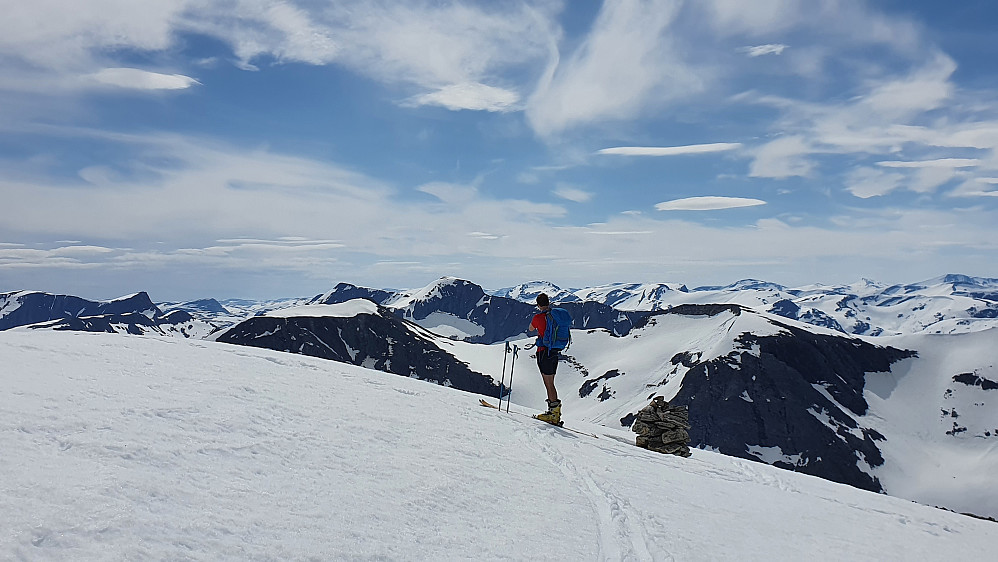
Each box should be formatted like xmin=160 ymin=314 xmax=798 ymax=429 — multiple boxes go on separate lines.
xmin=505 ymin=344 xmax=518 ymax=413
xmin=497 ymin=341 xmax=510 ymax=406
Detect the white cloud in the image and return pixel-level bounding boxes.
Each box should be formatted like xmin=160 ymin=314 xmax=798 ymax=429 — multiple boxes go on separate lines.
xmin=584 ymin=229 xmax=654 ymax=236
xmin=317 ymin=2 xmax=557 ymax=89
xmin=845 ymin=167 xmax=905 ymax=198
xmin=740 ymin=44 xmax=788 ymax=57
xmin=4 ymin=132 xmax=998 ymax=296
xmin=860 ymin=55 xmax=956 ymax=119
xmin=403 ymin=82 xmax=519 ymax=112
xmin=527 ymin=0 xmax=701 ymax=136
xmin=802 ymin=55 xmax=959 ymax=151
xmin=47 ymin=245 xmax=117 ymax=257
xmin=655 ymin=196 xmax=766 ymax=211
xmin=468 ymin=231 xmax=502 ymax=240
xmin=699 ymin=0 xmax=920 ymax=54
xmin=0 ymin=1 xmax=559 ymax=113
xmin=699 ymin=0 xmax=805 ymax=36
xmin=909 ymin=167 xmax=961 ymax=193
xmin=0 ymin=245 xmax=118 ymax=270
xmin=598 ymin=143 xmax=742 ymax=156
xmin=553 ymin=185 xmax=593 ymax=203
xmin=876 ymin=158 xmax=979 ymax=169
xmin=90 ymin=68 xmax=199 ymax=90
xmin=416 ymin=182 xmax=480 ymax=206
xmin=0 ymin=1 xmax=186 ymax=71
xmin=749 ymin=136 xmax=812 ymax=178
xmin=742 ymin=52 xmax=998 ymax=193
xmin=948 ymin=178 xmax=998 ymax=198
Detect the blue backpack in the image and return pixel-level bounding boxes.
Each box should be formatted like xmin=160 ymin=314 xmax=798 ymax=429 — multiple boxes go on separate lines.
xmin=539 ymin=307 xmax=572 ymax=350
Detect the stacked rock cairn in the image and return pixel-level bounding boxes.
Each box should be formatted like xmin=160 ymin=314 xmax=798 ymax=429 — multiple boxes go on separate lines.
xmin=632 ymin=396 xmax=692 ymax=457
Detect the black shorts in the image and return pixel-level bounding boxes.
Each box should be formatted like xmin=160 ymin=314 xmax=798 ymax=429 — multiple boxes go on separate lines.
xmin=536 ymin=348 xmax=559 ymax=376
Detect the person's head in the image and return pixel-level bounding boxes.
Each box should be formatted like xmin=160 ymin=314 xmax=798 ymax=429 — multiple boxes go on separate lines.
xmin=536 ymin=293 xmax=550 ymax=309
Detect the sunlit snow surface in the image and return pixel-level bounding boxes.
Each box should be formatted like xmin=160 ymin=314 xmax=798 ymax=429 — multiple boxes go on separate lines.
xmin=2 ymin=331 xmax=995 ymax=560
xmin=263 ymin=299 xmax=380 ymax=318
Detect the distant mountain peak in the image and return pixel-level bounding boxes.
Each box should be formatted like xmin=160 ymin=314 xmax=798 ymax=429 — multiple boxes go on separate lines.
xmin=693 ymin=279 xmax=787 ymax=292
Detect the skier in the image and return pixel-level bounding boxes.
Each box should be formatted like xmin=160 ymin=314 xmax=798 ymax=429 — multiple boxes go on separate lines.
xmin=527 ymin=293 xmax=564 ymax=424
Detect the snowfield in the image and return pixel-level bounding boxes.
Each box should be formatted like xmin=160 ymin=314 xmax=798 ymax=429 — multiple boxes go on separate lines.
xmin=263 ymin=299 xmax=381 ymax=319
xmin=2 ymin=331 xmax=995 ymax=560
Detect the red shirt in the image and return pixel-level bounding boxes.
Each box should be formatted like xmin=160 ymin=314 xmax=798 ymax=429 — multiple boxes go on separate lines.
xmin=531 ymin=312 xmax=547 ymax=351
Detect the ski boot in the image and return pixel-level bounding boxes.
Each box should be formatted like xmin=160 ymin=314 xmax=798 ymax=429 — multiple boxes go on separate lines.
xmin=535 ymin=399 xmax=562 ymax=426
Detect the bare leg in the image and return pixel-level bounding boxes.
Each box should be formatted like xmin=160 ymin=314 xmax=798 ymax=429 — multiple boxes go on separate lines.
xmin=542 ymin=374 xmax=558 ymax=402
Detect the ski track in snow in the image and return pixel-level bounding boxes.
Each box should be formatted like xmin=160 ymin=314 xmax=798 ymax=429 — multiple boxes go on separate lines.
xmin=523 ymin=426 xmax=662 ymax=561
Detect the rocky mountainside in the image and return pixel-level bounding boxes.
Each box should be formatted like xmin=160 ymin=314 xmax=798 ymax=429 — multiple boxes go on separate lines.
xmin=655 ymin=305 xmax=913 ymax=492
xmin=213 ymin=299 xmax=498 ymax=396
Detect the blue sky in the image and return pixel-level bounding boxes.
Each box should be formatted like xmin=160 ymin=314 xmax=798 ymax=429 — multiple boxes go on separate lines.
xmin=2 ymin=0 xmax=998 ymax=301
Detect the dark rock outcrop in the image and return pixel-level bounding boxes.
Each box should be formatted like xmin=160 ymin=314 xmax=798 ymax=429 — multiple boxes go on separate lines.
xmin=216 ymin=305 xmax=499 ymax=396
xmin=664 ymin=318 xmax=915 ymax=493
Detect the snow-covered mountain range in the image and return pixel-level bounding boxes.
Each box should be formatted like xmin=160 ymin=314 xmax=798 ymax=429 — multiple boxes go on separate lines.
xmin=0 ymin=290 xmax=217 ymax=338
xmin=3 ymin=274 xmax=997 ymax=519
xmin=315 ymin=277 xmax=647 ymax=343
xmin=497 ymin=274 xmax=998 ymax=337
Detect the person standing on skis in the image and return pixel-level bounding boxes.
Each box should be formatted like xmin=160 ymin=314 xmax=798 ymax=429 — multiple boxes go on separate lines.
xmin=527 ymin=293 xmax=563 ymax=424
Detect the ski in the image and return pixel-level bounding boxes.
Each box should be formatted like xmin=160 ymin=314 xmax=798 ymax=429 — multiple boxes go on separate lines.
xmin=479 ymin=399 xmax=598 ymax=438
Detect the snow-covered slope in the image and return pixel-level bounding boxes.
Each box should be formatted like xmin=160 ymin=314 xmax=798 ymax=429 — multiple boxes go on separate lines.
xmin=443 ymin=305 xmax=998 ymax=518
xmin=2 ymin=330 xmax=994 ymax=560
xmin=864 ymin=329 xmax=998 ymax=518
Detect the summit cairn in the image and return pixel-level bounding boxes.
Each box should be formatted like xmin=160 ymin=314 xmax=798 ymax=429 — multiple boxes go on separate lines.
xmin=632 ymin=396 xmax=692 ymax=457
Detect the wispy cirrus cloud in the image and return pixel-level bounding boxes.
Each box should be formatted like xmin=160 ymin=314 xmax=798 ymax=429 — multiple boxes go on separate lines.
xmin=0 ymin=1 xmax=186 ymax=71
xmin=747 ymin=54 xmax=961 ymax=177
xmin=744 ymin=52 xmax=998 ymax=199
xmin=699 ymin=0 xmax=920 ymax=53
xmin=0 ymin=0 xmax=559 ymax=113
xmin=553 ymin=184 xmax=593 ymax=203
xmin=950 ymin=178 xmax=998 ymax=198
xmin=740 ymin=44 xmax=788 ymax=57
xmin=845 ymin=168 xmax=906 ymax=199
xmin=184 ymin=0 xmax=558 ymax=111
xmin=527 ymin=0 xmax=698 ymax=136
xmin=876 ymin=158 xmax=980 ymax=169
xmin=748 ymin=135 xmax=813 ymax=179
